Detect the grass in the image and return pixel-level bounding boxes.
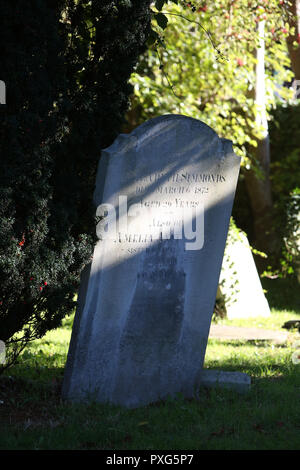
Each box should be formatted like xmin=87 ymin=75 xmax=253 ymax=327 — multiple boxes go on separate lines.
xmin=0 ymin=276 xmax=300 ymax=450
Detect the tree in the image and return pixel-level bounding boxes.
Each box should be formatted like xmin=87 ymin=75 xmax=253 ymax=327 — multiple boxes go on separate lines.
xmin=0 ymin=0 xmax=152 ymax=371
xmin=243 ymin=19 xmax=275 ymax=261
xmin=286 ymin=0 xmax=300 ymax=79
xmin=129 ymin=0 xmax=294 ymax=263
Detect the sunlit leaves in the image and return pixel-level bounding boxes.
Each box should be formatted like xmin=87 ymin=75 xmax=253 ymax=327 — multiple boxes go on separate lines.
xmin=131 ymin=0 xmax=294 ymax=164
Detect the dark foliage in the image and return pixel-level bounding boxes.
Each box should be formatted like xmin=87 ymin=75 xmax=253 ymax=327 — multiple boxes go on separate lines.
xmin=269 ymin=103 xmax=300 ymax=274
xmin=0 ymin=0 xmax=152 ymax=370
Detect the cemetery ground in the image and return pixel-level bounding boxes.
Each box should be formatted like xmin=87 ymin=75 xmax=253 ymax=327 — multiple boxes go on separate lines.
xmin=0 ymin=276 xmax=299 ymax=451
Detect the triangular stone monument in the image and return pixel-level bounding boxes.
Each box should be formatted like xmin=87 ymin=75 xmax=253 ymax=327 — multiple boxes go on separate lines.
xmin=218 ymin=231 xmax=271 ymax=319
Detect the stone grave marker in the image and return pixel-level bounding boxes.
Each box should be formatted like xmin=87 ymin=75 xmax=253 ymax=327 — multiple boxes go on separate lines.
xmin=62 ymin=115 xmax=242 ymax=407
xmin=218 ymin=231 xmax=271 ymax=319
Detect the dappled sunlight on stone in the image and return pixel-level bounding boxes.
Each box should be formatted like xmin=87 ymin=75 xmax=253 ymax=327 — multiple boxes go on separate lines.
xmin=62 ymin=115 xmax=241 ymax=407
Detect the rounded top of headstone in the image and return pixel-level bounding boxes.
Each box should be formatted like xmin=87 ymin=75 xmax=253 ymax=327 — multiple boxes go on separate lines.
xmin=103 ymin=114 xmax=234 ymax=158
xmin=131 ymin=114 xmax=218 ymax=135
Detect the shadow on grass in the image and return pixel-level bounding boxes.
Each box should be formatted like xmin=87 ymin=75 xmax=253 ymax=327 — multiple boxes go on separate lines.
xmin=1 ymin=294 xmax=299 ymax=449
xmin=1 ymin=343 xmax=300 ymax=451
xmin=3 ymin=342 xmax=296 ymax=403
xmin=261 ymin=275 xmax=300 ymax=314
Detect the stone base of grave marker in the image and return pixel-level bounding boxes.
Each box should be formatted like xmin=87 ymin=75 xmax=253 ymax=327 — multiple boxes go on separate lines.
xmin=62 ymin=115 xmax=243 ymax=407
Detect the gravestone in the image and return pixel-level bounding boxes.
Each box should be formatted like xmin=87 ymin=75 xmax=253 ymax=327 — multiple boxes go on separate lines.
xmin=218 ymin=231 xmax=271 ymax=319
xmin=62 ymin=115 xmax=242 ymax=407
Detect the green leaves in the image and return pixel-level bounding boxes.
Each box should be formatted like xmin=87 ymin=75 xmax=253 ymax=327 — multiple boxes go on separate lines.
xmin=154 ymin=12 xmax=168 ymax=30
xmin=155 ymin=0 xmax=179 ymax=11
xmin=1 ymin=0 xmax=153 ymax=372
xmin=155 ymin=0 xmax=165 ymax=11
xmin=120 ymin=0 xmax=132 ymax=7
xmin=147 ymin=29 xmax=160 ymax=46
xmin=134 ymin=0 xmax=293 ymax=163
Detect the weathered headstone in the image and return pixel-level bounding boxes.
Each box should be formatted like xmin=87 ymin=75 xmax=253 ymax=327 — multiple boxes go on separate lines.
xmin=218 ymin=232 xmax=271 ymax=319
xmin=62 ymin=115 xmax=242 ymax=407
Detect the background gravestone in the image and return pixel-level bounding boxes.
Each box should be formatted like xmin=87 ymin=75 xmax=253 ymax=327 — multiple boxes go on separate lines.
xmin=218 ymin=231 xmax=271 ymax=319
xmin=62 ymin=115 xmax=241 ymax=407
